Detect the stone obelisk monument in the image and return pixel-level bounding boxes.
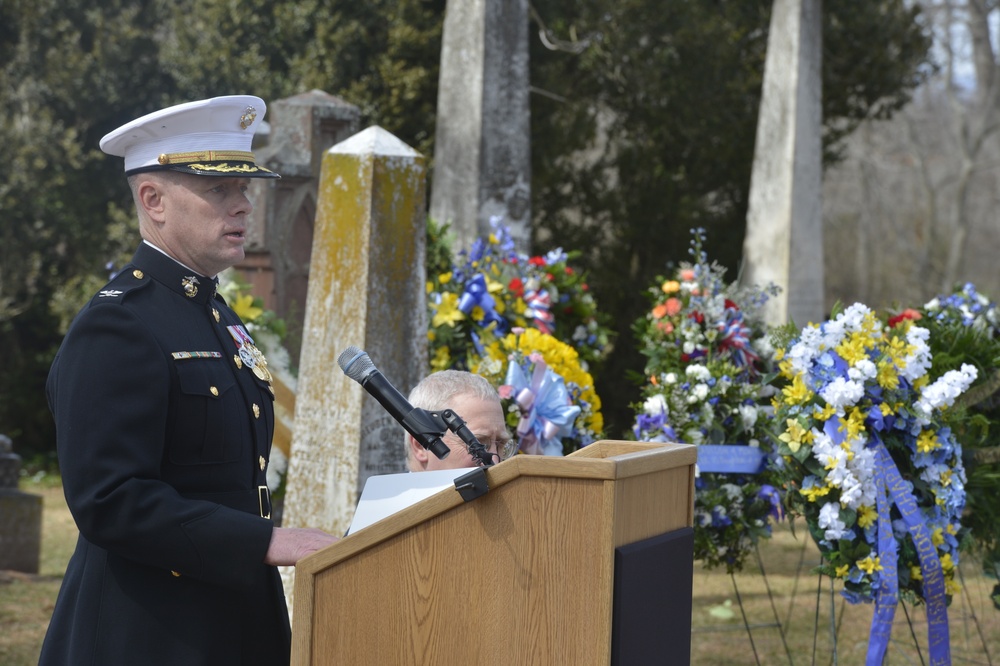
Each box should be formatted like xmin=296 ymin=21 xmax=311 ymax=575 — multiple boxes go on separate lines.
xmin=741 ymin=0 xmax=824 ymax=327
xmin=279 ymin=127 xmax=427 ymax=618
xmin=429 ymin=0 xmax=532 ymax=253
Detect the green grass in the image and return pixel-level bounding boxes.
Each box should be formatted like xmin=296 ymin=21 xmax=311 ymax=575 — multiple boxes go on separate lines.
xmin=2 ymin=478 xmax=998 ymax=665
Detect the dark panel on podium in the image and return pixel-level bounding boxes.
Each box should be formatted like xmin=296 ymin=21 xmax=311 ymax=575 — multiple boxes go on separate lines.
xmin=611 ymin=527 xmax=694 ymax=665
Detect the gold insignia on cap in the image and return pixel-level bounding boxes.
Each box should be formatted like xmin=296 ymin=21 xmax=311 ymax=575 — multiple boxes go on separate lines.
xmin=181 ymin=276 xmax=199 ymax=298
xmin=157 ymin=150 xmax=255 ymax=165
xmin=209 ymin=386 xmax=219 ymax=396
xmin=133 ymin=269 xmax=144 ymax=279
xmin=259 ymin=456 xmax=266 ymax=471
xmin=234 ymin=354 xmax=243 ymax=369
xmin=253 ymin=403 xmax=260 ymax=419
xmin=212 ymin=308 xmax=220 ymax=323
xmin=240 ymin=106 xmax=257 ymax=130
xmin=171 ymin=570 xmax=181 ymax=577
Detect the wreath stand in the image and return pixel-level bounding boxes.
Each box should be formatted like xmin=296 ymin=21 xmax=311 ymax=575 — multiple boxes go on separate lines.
xmin=692 ymin=541 xmax=797 ymax=666
xmin=784 ymin=552 xmax=996 ymax=665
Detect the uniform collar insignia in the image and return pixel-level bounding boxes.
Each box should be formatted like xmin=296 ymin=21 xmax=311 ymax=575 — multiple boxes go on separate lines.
xmin=181 ymin=276 xmax=200 ymax=298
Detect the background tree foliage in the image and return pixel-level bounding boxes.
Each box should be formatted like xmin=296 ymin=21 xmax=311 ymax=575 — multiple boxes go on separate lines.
xmin=528 ymin=0 xmax=931 ymax=433
xmin=0 ymin=0 xmax=929 ymax=463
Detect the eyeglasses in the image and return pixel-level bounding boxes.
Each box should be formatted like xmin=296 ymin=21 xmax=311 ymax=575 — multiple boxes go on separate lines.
xmin=463 ymin=436 xmax=519 ymax=466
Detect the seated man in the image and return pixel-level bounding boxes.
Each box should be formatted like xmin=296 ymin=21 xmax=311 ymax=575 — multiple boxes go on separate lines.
xmin=404 ymin=370 xmax=518 ymax=471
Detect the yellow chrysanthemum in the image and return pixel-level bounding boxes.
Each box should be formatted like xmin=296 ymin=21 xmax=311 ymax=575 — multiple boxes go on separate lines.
xmin=932 ymin=527 xmax=945 ymax=547
xmin=945 ymin=577 xmax=962 ymax=596
xmin=835 ymin=564 xmax=850 ymax=578
xmin=661 ymin=280 xmax=680 ymax=294
xmin=911 ymin=565 xmax=922 ymax=581
xmin=438 ymin=271 xmax=453 ymax=284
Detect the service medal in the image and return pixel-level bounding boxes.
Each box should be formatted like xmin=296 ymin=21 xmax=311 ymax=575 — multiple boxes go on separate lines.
xmin=227 ymin=324 xmax=273 ymax=383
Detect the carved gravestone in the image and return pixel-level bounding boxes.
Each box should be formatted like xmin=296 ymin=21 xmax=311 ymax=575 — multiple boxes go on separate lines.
xmin=0 ymin=435 xmax=42 ymax=573
xmin=278 ymin=127 xmax=428 ymax=620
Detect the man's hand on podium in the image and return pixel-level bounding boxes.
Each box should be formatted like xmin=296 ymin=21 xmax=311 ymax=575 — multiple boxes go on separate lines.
xmin=264 ymin=527 xmax=340 ymax=566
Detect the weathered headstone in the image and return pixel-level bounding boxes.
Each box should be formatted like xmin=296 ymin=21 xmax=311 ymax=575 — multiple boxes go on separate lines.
xmin=0 ymin=435 xmax=42 ymax=573
xmin=429 ymin=0 xmax=531 ymax=253
xmin=279 ymin=127 xmax=427 ymax=614
xmin=282 ymin=126 xmax=427 ymax=525
xmin=741 ymin=0 xmax=824 ymax=327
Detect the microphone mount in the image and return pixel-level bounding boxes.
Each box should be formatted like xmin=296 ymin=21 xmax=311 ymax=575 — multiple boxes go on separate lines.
xmin=403 ymin=407 xmax=497 ymax=468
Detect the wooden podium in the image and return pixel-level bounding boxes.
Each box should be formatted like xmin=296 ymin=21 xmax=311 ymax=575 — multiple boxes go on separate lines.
xmin=291 ymin=440 xmax=696 ymax=665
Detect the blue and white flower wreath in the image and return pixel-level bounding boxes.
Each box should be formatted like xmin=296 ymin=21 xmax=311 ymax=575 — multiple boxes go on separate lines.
xmin=770 ymin=303 xmax=974 ymax=665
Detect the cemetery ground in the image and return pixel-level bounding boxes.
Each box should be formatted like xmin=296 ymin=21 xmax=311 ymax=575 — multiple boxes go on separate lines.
xmin=2 ymin=477 xmax=998 ymax=665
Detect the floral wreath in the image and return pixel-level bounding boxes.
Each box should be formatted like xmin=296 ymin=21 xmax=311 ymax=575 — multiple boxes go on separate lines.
xmin=426 ymin=216 xmax=612 ymax=374
xmin=769 ymin=303 xmax=974 ymax=664
xmin=632 ymin=228 xmax=781 ymax=572
xmin=425 ymin=217 xmax=608 ymax=456
xmin=470 ymin=327 xmax=603 ymax=456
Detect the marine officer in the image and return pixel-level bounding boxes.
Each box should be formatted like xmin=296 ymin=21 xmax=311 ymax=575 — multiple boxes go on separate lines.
xmin=40 ymin=96 xmax=339 ymax=666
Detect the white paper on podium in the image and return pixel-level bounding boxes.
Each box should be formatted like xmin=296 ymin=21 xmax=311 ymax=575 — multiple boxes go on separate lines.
xmin=347 ymin=467 xmax=479 ymax=535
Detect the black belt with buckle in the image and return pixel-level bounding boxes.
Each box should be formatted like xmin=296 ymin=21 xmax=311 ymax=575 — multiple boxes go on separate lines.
xmin=258 ymin=485 xmax=271 ymax=519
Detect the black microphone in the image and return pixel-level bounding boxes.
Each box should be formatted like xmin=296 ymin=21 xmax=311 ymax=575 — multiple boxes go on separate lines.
xmin=337 ymin=346 xmax=451 ymax=460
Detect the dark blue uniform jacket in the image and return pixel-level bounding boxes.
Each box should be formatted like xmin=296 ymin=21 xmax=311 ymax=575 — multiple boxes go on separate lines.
xmin=40 ymin=243 xmax=289 ymax=665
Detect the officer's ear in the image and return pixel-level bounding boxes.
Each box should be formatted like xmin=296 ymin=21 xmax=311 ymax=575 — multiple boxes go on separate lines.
xmin=135 ymin=176 xmax=168 ymax=224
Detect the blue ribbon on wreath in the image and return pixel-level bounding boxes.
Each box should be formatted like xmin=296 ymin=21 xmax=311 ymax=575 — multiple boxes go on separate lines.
xmin=458 ymin=273 xmax=507 ymax=332
xmin=866 ymin=444 xmax=949 ymax=666
xmin=831 ymin=410 xmax=950 ymax=666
